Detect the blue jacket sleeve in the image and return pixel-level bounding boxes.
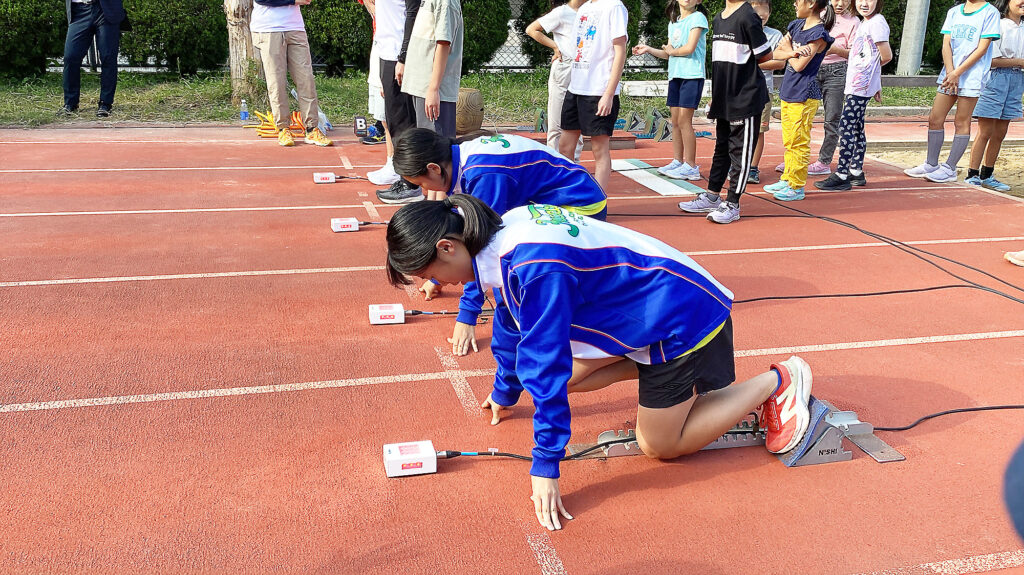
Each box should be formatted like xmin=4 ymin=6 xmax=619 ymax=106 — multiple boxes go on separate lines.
xmin=455 ymin=280 xmax=486 ymax=325
xmin=489 ymin=297 xmax=525 ymax=407
xmin=465 ymin=172 xmax=519 ymax=217
xmin=515 ymin=272 xmax=579 ymax=479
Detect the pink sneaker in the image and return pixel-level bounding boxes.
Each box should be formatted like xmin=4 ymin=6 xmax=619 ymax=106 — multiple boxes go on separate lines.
xmin=807 ymin=161 xmax=831 ymax=175
xmin=775 ymin=162 xmax=785 ymax=173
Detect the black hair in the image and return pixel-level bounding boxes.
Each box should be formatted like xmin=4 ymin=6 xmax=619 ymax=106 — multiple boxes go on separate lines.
xmin=549 ymin=0 xmax=568 ymax=9
xmin=392 ymin=128 xmax=456 ymax=179
xmin=665 ymin=0 xmax=705 ymax=22
xmin=810 ymin=0 xmax=836 ymax=30
xmin=992 ymin=0 xmax=1018 ymax=19
xmin=385 ymin=194 xmax=504 ymax=286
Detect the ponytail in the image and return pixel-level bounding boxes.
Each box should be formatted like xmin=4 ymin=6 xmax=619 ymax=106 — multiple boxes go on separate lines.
xmin=385 ymin=195 xmax=504 ymax=286
xmin=819 ymin=2 xmax=835 ymax=30
xmin=665 ymin=0 xmax=680 ymax=22
xmin=392 ymin=128 xmax=456 ymax=178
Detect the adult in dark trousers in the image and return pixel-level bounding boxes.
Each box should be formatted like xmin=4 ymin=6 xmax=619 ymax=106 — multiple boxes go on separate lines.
xmin=61 ymin=0 xmax=126 ymax=117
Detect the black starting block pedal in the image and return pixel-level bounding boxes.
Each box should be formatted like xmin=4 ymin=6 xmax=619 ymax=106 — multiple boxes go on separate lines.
xmin=626 ymin=111 xmax=647 ymax=133
xmin=567 ymin=396 xmax=905 ymax=466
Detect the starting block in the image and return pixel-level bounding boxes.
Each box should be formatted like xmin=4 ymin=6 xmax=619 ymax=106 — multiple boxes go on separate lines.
xmin=566 ymin=396 xmax=905 ymax=467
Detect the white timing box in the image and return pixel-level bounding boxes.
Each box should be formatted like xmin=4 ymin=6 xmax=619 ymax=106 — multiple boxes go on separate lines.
xmin=383 ymin=440 xmax=437 ymax=477
xmin=331 ymin=217 xmax=360 ymax=232
xmin=369 ymin=303 xmax=405 ymax=325
xmin=313 ymin=172 xmax=337 ymax=184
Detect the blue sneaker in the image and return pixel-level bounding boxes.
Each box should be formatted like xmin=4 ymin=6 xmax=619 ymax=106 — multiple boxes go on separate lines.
xmin=982 ymin=177 xmax=1011 ymax=192
xmin=773 ymin=186 xmax=805 ymax=201
xmin=965 ymin=175 xmax=983 ymax=186
xmin=763 ymin=180 xmax=790 ymax=193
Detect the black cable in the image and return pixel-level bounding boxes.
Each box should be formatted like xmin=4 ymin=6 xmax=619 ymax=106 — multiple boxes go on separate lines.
xmin=875 ymin=405 xmax=1024 ymax=432
xmin=732 ymin=284 xmax=975 ymax=304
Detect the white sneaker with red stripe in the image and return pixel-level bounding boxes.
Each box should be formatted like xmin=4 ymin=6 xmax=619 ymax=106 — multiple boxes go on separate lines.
xmin=762 ymin=356 xmax=813 ymax=454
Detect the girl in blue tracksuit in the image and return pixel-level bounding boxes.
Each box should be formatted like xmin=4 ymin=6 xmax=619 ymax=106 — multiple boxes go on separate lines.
xmin=391 ymin=128 xmax=607 ymax=357
xmin=385 ymin=194 xmax=814 ymax=531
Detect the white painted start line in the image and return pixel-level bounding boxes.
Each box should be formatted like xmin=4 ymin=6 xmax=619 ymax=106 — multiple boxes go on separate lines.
xmin=3 ymin=236 xmax=1021 ymax=289
xmin=2 ymin=329 xmax=1022 ymax=414
xmin=849 ymin=548 xmax=1024 ymax=575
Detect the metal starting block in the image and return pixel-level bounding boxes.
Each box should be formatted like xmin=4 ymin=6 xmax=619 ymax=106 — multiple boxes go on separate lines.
xmin=566 ymin=396 xmax=905 ymax=467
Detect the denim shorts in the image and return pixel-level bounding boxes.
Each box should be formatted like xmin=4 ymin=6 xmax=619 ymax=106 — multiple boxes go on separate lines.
xmin=667 ymin=77 xmax=705 ymax=109
xmin=974 ymin=68 xmax=1024 ymax=120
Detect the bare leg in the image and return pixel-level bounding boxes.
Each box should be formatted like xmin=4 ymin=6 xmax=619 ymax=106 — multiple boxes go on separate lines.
xmin=970 ymin=117 xmax=993 ymax=171
xmin=752 ymin=133 xmax=766 ymax=168
xmin=952 ymin=96 xmax=978 ymax=136
xmin=635 ymin=370 xmax=777 ymax=459
xmin=568 ymin=357 xmax=638 ymax=393
xmin=929 ymin=91 xmax=958 ymax=131
xmin=560 ymin=129 xmax=583 ymax=161
xmin=678 ymin=107 xmax=697 ymax=167
xmin=984 ymin=119 xmax=1010 ymax=167
xmin=591 ymin=135 xmax=612 ymax=192
xmin=383 ymin=119 xmax=394 ymax=159
xmin=670 ymin=106 xmax=684 ymax=163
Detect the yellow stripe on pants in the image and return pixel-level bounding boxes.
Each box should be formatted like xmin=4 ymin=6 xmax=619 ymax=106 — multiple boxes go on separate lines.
xmin=780 ymin=99 xmax=820 ymax=189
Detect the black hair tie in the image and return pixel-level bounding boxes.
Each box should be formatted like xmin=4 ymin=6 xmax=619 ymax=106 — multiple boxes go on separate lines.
xmin=442 ymin=197 xmax=453 ymax=209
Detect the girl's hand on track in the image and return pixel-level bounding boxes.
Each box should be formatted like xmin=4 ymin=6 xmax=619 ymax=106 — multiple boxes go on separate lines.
xmin=480 ymin=393 xmax=509 ymax=425
xmin=419 ymin=280 xmax=441 ymax=300
xmin=531 ymin=476 xmax=573 ymax=531
xmin=448 ymin=321 xmax=478 ymax=356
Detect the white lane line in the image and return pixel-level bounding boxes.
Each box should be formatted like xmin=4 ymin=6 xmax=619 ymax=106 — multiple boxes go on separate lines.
xmin=0 ymin=369 xmax=496 ymax=414
xmin=435 ymin=346 xmax=480 ymax=416
xmin=0 ymin=165 xmax=344 ymax=174
xmin=687 ymin=236 xmax=1024 ymax=256
xmin=735 ymin=330 xmax=1024 ymax=358
xmin=0 ymin=266 xmax=384 ymax=288
xmin=4 ymin=330 xmax=1022 ymax=415
xmin=363 ymin=201 xmax=381 ymax=221
xmin=4 ymin=236 xmax=1020 ymax=288
xmin=525 ymin=532 xmax=568 ymax=575
xmin=851 ymin=549 xmax=1024 ymax=575
xmin=339 ymin=153 xmax=354 ymax=170
xmin=0 ymin=205 xmax=372 ymax=218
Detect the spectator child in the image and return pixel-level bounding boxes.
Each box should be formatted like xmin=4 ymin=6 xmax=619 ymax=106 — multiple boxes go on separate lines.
xmin=559 ymin=0 xmax=629 ymax=193
xmin=904 ymin=0 xmax=1001 ymax=182
xmin=762 ymin=0 xmax=835 ymax=201
xmin=250 ymin=0 xmax=332 ymax=147
xmin=814 ymin=0 xmax=892 ymax=190
xmin=526 ymin=0 xmax=587 ymax=161
xmin=633 ymin=0 xmax=709 ymax=181
xmin=401 ymin=0 xmax=464 ymax=138
xmin=808 ymin=0 xmax=858 ymax=175
xmin=678 ymin=0 xmax=773 ymax=223
xmin=965 ymin=0 xmax=1024 ymax=191
xmin=747 ymin=0 xmax=786 ymax=184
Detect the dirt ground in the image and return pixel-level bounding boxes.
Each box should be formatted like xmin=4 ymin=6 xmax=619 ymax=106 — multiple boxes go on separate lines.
xmin=868 ymin=144 xmax=1024 ymax=199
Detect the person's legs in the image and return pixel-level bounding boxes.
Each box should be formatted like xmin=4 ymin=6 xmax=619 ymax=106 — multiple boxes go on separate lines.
xmin=635 ymin=371 xmax=777 ymax=458
xmin=984 ymin=120 xmax=1010 ymax=167
xmin=816 ymin=63 xmax=846 ymax=166
xmin=678 ymin=107 xmax=697 ymax=167
xmin=706 ymin=117 xmax=732 ymax=195
xmin=253 ymin=32 xmax=291 ymax=131
xmin=380 ymin=58 xmax=416 ymax=140
xmin=670 ymin=106 xmax=685 ymax=163
xmin=945 ymin=96 xmax=978 ymax=169
xmin=94 ymin=9 xmax=121 ymax=109
xmin=548 ymin=59 xmax=582 ymax=157
xmin=62 ymin=3 xmax=96 ymax=110
xmin=590 ymin=135 xmax=611 ymax=192
xmin=723 ymin=116 xmax=758 ymax=205
xmin=785 ymin=99 xmax=818 ymax=190
xmin=928 ymin=91 xmax=957 ymax=163
xmin=437 ymin=100 xmax=457 ymax=138
xmin=568 ymin=357 xmax=637 ymax=393
xmin=285 ymin=31 xmax=320 ymax=130
xmin=970 ymin=117 xmax=994 ymax=173
xmin=559 ymin=91 xmax=584 ymax=160
xmin=779 ymin=100 xmax=799 ymax=184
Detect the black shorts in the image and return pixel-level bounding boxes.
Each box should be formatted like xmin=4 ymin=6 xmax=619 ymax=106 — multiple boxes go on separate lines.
xmin=636 ymin=318 xmax=735 ymax=409
xmin=379 ymin=58 xmax=416 ymax=140
xmin=560 ymin=92 xmax=620 ymax=137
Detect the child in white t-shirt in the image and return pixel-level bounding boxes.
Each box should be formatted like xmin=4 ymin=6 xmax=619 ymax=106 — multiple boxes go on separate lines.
xmin=633 ymin=0 xmax=709 ymax=181
xmin=904 ymin=0 xmax=1001 ymax=183
xmin=559 ymin=0 xmax=629 ymax=193
xmin=813 ymin=0 xmax=892 ymax=190
xmin=966 ymin=0 xmax=1024 ymax=192
xmin=527 ymin=0 xmax=587 ymax=161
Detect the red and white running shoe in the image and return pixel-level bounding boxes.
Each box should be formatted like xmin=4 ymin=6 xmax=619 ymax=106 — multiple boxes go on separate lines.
xmin=762 ymin=356 xmax=813 ymax=454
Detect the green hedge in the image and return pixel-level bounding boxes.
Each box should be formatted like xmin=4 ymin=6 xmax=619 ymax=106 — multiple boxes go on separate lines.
xmin=118 ymin=0 xmax=228 ymax=76
xmin=463 ymin=0 xmax=514 ymax=71
xmin=304 ymin=0 xmax=373 ymax=75
xmin=0 ymin=0 xmax=66 ymax=78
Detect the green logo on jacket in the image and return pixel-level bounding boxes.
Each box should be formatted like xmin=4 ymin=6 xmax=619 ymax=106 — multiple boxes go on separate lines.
xmin=481 ymin=135 xmax=511 ymax=148
xmin=528 ymin=204 xmax=583 ymax=237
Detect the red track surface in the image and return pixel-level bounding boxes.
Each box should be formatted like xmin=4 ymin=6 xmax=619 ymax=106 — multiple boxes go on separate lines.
xmin=1 ymin=126 xmax=1023 ymax=574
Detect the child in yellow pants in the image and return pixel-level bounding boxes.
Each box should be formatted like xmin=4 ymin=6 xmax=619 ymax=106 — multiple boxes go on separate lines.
xmin=763 ymin=0 xmax=835 ymax=201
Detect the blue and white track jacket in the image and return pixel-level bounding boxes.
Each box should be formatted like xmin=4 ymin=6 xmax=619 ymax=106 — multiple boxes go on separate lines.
xmin=474 ymin=205 xmax=734 ymax=478
xmin=447 ymin=134 xmax=607 ymax=326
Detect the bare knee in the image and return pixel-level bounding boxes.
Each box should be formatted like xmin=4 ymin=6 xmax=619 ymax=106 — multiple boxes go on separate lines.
xmin=637 ymin=434 xmax=691 ymax=460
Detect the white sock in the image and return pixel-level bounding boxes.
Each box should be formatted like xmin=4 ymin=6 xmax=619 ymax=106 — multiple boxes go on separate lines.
xmin=836 ymin=173 xmax=848 ymax=180
xmin=849 ymin=169 xmax=862 ymax=176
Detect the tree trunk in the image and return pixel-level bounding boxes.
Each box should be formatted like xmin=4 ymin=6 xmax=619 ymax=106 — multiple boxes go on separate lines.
xmin=224 ymin=0 xmax=258 ymax=105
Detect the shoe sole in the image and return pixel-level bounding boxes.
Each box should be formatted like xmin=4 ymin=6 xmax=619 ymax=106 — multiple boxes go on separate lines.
xmin=982 ymin=183 xmax=1011 ymax=192
xmin=667 ymin=173 xmax=702 ymax=181
xmin=773 ymin=194 xmax=805 ymax=201
xmin=361 ymin=140 xmax=386 ymax=145
xmin=1006 ymin=253 xmax=1024 ymax=267
xmin=904 ymin=169 xmax=937 ymax=178
xmin=813 ymin=184 xmax=850 ymax=191
xmin=305 ymin=141 xmax=333 ymax=147
xmin=376 ymin=193 xmax=425 ymax=205
xmin=924 ymin=174 xmax=957 ymax=183
xmin=679 ymin=204 xmax=719 ymax=213
xmin=774 ymin=356 xmax=813 ymax=453
xmin=807 ymin=170 xmax=831 ymax=175
xmin=707 ymin=213 xmax=740 ymax=224
xmin=850 ymin=180 xmax=866 ymax=187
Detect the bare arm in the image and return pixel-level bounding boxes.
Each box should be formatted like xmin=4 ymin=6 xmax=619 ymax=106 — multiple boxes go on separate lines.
xmin=526 ymin=20 xmax=559 ymax=52
xmin=941 ymin=34 xmax=955 ymax=78
xmin=786 ymin=38 xmax=826 ymax=72
xmin=597 ymin=37 xmax=627 ymax=116
xmin=666 ymin=27 xmax=705 ymax=57
xmin=952 ymin=37 xmax=993 ymax=77
xmin=991 ymin=56 xmax=1024 ymax=68
xmin=361 ymin=0 xmax=375 ymax=18
xmin=877 ymin=41 xmax=893 ymax=66
xmin=633 ymin=43 xmax=670 ymax=60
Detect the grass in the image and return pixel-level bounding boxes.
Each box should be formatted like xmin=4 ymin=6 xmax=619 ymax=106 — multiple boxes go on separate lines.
xmin=0 ymin=71 xmax=953 ymax=128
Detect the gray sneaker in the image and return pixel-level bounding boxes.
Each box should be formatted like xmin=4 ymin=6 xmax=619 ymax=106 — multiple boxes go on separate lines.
xmin=707 ymin=201 xmax=740 ymax=224
xmin=376 ymin=180 xmax=424 ymax=204
xmin=678 ymin=192 xmax=721 ymax=213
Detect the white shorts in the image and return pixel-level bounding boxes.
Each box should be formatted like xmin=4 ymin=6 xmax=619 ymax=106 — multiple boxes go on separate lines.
xmin=368 ymin=43 xmax=385 ymax=121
